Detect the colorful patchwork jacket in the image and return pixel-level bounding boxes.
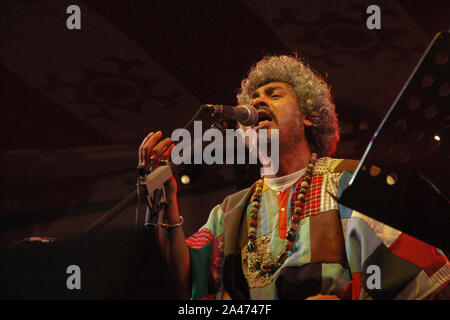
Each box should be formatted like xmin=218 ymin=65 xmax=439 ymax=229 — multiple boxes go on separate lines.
xmin=185 ymin=158 xmax=449 ymax=299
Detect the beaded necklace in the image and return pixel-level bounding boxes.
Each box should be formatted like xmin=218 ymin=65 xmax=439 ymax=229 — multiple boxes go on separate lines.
xmin=246 ymin=153 xmax=317 ymax=276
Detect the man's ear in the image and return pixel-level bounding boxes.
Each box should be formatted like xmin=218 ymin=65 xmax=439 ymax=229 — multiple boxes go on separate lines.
xmin=303 ymin=118 xmax=313 ymax=127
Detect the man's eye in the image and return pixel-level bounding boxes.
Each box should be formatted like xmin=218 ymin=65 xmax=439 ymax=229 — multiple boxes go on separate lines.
xmin=271 ymin=95 xmax=280 ymax=99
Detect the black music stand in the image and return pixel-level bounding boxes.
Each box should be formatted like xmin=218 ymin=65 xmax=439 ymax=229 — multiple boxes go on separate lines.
xmin=339 ymin=32 xmax=450 ymax=252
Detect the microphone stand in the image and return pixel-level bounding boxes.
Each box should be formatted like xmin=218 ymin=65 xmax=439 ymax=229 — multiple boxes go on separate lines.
xmin=81 ymin=104 xmax=222 ymax=238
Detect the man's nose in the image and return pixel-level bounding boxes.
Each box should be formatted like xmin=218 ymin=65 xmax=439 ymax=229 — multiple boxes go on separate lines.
xmin=251 ymin=96 xmax=269 ymax=109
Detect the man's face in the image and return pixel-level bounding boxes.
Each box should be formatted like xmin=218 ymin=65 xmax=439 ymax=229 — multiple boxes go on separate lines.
xmin=250 ymin=81 xmax=312 ymax=147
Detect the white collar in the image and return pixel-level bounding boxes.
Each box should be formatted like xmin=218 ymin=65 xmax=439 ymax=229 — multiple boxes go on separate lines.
xmin=263 ymin=167 xmax=306 ymax=192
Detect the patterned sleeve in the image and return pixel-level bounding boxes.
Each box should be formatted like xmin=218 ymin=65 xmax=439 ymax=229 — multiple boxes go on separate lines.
xmin=186 ymin=203 xmax=225 ymax=300
xmin=344 ymin=202 xmax=449 ymax=299
xmin=331 ymin=160 xmax=450 ymax=300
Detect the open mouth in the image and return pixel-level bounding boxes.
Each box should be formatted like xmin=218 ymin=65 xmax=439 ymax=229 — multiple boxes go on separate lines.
xmin=256 ymin=109 xmax=274 ymax=127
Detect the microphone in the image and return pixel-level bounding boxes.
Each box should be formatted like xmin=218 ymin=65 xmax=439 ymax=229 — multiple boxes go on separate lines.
xmin=202 ymin=104 xmax=258 ymax=126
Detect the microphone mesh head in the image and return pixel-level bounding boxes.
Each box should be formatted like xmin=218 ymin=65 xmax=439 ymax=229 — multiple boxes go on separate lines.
xmin=240 ymin=104 xmax=258 ymax=126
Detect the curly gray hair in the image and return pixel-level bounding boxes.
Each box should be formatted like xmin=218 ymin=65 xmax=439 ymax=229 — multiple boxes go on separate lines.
xmin=237 ymin=55 xmax=340 ymax=157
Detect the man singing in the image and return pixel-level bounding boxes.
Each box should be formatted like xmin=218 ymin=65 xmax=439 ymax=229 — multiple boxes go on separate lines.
xmin=138 ymin=55 xmax=449 ymax=300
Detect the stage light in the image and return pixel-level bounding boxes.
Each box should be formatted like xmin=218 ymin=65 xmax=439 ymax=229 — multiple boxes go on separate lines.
xmin=180 ymin=174 xmax=191 ymax=185
xmin=434 ymin=135 xmax=441 ymax=141
xmin=369 ymin=165 xmax=381 ymax=177
xmin=386 ymin=172 xmax=398 ymax=185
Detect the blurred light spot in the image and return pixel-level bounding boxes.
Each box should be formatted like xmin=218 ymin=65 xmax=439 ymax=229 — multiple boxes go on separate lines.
xmin=180 ymin=175 xmax=191 ymax=185
xmin=369 ymin=165 xmax=381 ymax=177
xmin=386 ymin=172 xmax=398 ymax=185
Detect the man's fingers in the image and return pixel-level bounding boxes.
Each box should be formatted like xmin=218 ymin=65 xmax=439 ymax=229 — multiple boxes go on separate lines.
xmin=139 ymin=131 xmax=154 ymax=165
xmin=140 ymin=131 xmax=154 ymax=150
xmin=149 ymin=137 xmax=172 ymax=164
xmin=138 ymin=131 xmax=174 ymax=168
xmin=162 ymin=143 xmax=175 ymax=161
xmin=142 ymin=131 xmax=163 ymax=166
xmin=143 ymin=131 xmax=163 ymax=153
